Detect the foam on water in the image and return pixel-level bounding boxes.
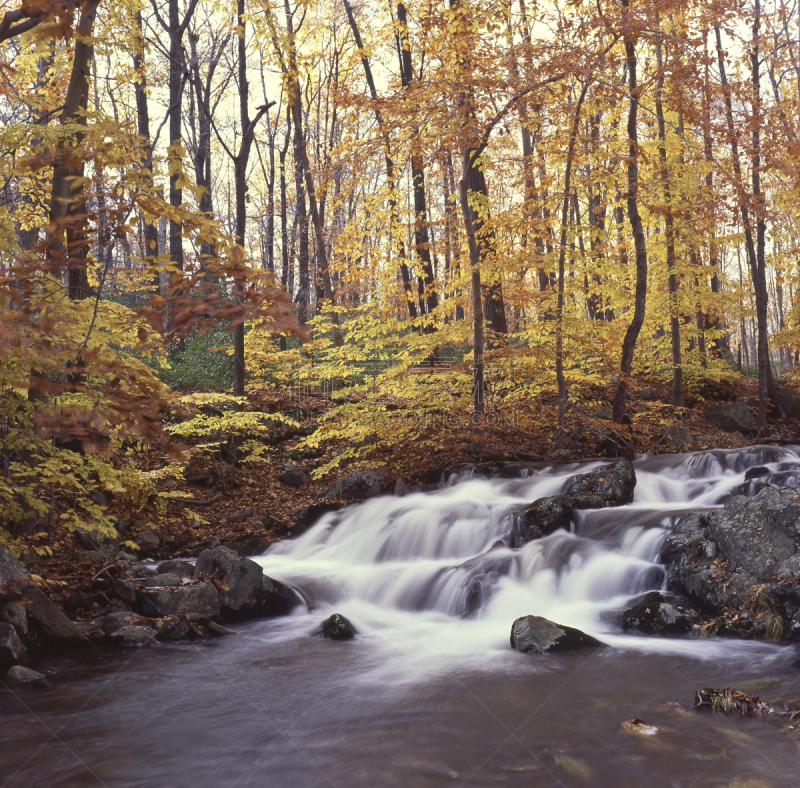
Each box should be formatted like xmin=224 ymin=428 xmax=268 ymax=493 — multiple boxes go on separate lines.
xmin=254 ymin=446 xmax=800 ymax=681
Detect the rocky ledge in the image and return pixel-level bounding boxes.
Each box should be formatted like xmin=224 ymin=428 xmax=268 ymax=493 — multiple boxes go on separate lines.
xmin=0 ymin=544 xmax=301 ymax=677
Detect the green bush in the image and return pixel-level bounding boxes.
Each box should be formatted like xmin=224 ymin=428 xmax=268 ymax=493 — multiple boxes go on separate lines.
xmin=156 ymin=327 xmax=234 ymax=391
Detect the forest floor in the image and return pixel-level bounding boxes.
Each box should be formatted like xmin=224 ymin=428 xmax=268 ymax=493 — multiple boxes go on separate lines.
xmin=23 ymin=372 xmax=797 ymax=602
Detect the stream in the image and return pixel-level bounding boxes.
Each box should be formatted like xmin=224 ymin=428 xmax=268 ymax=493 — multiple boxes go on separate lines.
xmin=3 ymin=446 xmax=800 ymax=787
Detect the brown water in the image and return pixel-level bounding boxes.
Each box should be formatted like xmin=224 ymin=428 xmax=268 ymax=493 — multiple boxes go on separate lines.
xmin=3 ymin=447 xmax=800 ymax=787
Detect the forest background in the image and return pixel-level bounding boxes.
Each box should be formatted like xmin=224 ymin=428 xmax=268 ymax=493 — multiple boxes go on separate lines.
xmin=1 ymin=0 xmax=799 ymax=559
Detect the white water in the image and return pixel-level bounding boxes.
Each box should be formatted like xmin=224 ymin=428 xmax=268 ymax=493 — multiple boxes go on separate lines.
xmin=255 ymin=446 xmax=800 ymax=681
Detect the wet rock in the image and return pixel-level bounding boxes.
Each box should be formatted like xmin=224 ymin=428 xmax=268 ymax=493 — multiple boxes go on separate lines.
xmin=112 ymin=579 xmax=137 ymax=605
xmin=510 ymin=615 xmax=603 ymax=654
xmin=511 ymin=496 xmax=573 ymax=547
xmin=102 ymin=612 xmax=150 ymax=636
xmin=561 ymin=460 xmax=636 ymax=509
xmin=6 ymin=665 xmax=45 ymax=686
xmin=314 ymin=613 xmax=357 ymax=640
xmin=0 ymin=547 xmax=23 ymax=585
xmin=322 ymin=468 xmax=387 ymax=501
xmin=745 ymin=466 xmax=770 ymax=481
xmin=153 ymin=615 xmax=191 ymax=641
xmin=1 ymin=602 xmax=28 ymax=637
xmin=291 ymin=502 xmax=342 ymax=533
xmin=0 ymin=622 xmax=27 ymax=667
xmin=20 ymin=587 xmax=88 ymax=644
xmin=135 ymin=529 xmax=160 ymax=554
xmin=111 ymin=625 xmax=157 ymax=647
xmin=145 ymin=573 xmax=182 ymax=588
xmin=394 ymin=477 xmax=409 ymax=497
xmin=620 ymin=717 xmax=658 ymax=735
xmin=621 ymin=591 xmax=699 ymax=636
xmin=659 ymin=425 xmax=694 ymax=449
xmin=279 ymin=464 xmax=310 ymax=488
xmin=705 ymin=402 xmax=754 ymax=435
xmin=139 ymin=582 xmax=220 ymax=619
xmin=776 ymin=387 xmax=800 ymax=420
xmin=157 ymin=560 xmax=195 ymax=579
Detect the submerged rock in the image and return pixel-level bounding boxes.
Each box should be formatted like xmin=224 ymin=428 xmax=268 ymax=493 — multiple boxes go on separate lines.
xmin=314 ymin=613 xmax=357 ymax=640
xmin=561 ymin=460 xmax=636 ymax=509
xmin=510 ymin=615 xmax=603 ymax=654
xmin=621 ymin=591 xmax=699 ymax=636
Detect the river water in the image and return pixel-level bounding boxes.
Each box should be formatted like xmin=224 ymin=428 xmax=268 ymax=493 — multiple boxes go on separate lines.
xmin=3 ymin=446 xmax=800 ymax=787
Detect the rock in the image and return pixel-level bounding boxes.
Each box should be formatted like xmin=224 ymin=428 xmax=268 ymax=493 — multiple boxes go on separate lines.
xmin=745 ymin=466 xmax=770 ymax=481
xmin=206 ymin=620 xmax=236 ymax=636
xmin=130 ymin=562 xmax=155 ymax=578
xmin=1 ymin=602 xmax=28 ymax=637
xmin=621 ymin=717 xmax=658 ymax=736
xmin=279 ymin=464 xmax=311 ymax=488
xmin=6 ymin=665 xmax=45 ymax=686
xmin=591 ymin=407 xmax=614 ymax=421
xmin=394 ymin=477 xmax=409 ymax=497
xmin=231 ymin=508 xmax=254 ymax=523
xmin=659 ymin=425 xmax=694 ymax=449
xmin=322 ymin=468 xmax=387 ymax=501
xmin=102 ymin=612 xmax=151 ymax=636
xmin=0 ymin=622 xmax=28 ymax=667
xmin=76 ymin=550 xmax=104 ymax=564
xmin=511 ymin=496 xmax=573 ymax=547
xmin=621 ymin=591 xmax=699 ymax=636
xmin=561 ymin=460 xmax=636 ymax=509
xmin=90 ymin=490 xmax=112 ymax=507
xmin=184 ymin=470 xmax=215 ymax=487
xmin=19 ymin=587 xmax=88 ymax=643
xmin=639 ymin=388 xmax=659 ymax=401
xmin=157 ymin=560 xmax=194 ymax=579
xmin=139 ymin=582 xmax=220 ymax=619
xmin=0 ymin=547 xmax=23 ymax=585
xmin=510 ymin=615 xmax=603 ymax=654
xmin=705 ymin=402 xmax=754 ymax=434
xmin=250 ymin=520 xmax=266 ymax=530
xmin=115 ymin=552 xmax=138 ymax=565
xmin=314 ymin=613 xmax=357 ymax=640
xmin=776 ymin=387 xmax=800 ymax=420
xmin=145 ymin=573 xmax=182 ymax=588
xmin=291 ymin=502 xmax=342 ymax=532
xmin=153 ymin=615 xmax=191 ymax=641
xmin=110 ymin=625 xmax=157 ymax=647
xmin=135 ymin=529 xmax=160 ymax=554
xmin=112 ymin=579 xmax=137 ymax=605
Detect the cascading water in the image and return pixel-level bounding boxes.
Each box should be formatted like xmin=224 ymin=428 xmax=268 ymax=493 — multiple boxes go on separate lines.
xmin=255 ymin=445 xmax=800 ymax=678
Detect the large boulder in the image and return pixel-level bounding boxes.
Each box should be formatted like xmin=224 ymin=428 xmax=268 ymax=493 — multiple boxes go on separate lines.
xmin=0 ymin=622 xmax=28 ymax=667
xmin=561 ymin=460 xmax=636 ymax=509
xmin=510 ymin=615 xmax=603 ymax=654
xmin=621 ymin=591 xmax=699 ymax=636
xmin=1 ymin=602 xmax=28 ymax=637
xmin=314 ymin=613 xmax=357 ymax=640
xmin=511 ymin=496 xmax=573 ymax=547
xmin=139 ymin=582 xmax=221 ymax=619
xmin=322 ymin=468 xmax=387 ymax=501
xmin=194 ymin=545 xmax=296 ymax=620
xmin=0 ymin=547 xmax=23 ymax=585
xmin=705 ymin=402 xmax=754 ymax=434
xmin=659 ymin=425 xmax=694 ymax=449
xmin=776 ymin=387 xmax=800 ymax=420
xmin=19 ymin=587 xmax=88 ymax=644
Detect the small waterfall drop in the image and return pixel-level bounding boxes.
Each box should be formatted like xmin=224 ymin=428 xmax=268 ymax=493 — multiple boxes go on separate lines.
xmin=255 ymin=445 xmax=800 ymax=678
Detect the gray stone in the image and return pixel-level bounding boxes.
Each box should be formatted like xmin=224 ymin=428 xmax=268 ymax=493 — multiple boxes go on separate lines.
xmin=775 ymin=387 xmax=800 ymax=420
xmin=0 ymin=622 xmax=28 ymax=667
xmin=314 ymin=613 xmax=356 ymax=640
xmin=659 ymin=425 xmax=694 ymax=449
xmin=280 ymin=464 xmax=310 ymax=488
xmin=561 ymin=460 xmax=636 ymax=509
xmin=0 ymin=547 xmax=23 ymax=586
xmin=621 ymin=591 xmax=699 ymax=636
xmin=157 ymin=560 xmax=194 ymax=579
xmin=510 ymin=615 xmax=603 ymax=654
xmin=153 ymin=615 xmax=191 ymax=641
xmin=112 ymin=579 xmax=137 ymax=605
xmin=135 ymin=529 xmax=160 ymax=554
xmin=591 ymin=407 xmax=614 ymax=421
xmin=139 ymin=582 xmax=220 ymax=618
xmin=322 ymin=468 xmax=387 ymax=501
xmin=144 ymin=573 xmax=182 ymax=588
xmin=394 ymin=477 xmax=409 ymax=497
xmin=231 ymin=508 xmax=253 ymax=523
xmin=130 ymin=563 xmax=155 ymax=578
xmin=6 ymin=665 xmax=45 ymax=685
xmin=115 ymin=552 xmax=138 ymax=565
xmin=110 ymin=625 xmax=157 ymax=647
xmin=705 ymin=402 xmax=754 ymax=434
xmin=102 ymin=612 xmax=150 ymax=636
xmin=19 ymin=587 xmax=87 ymax=643
xmin=0 ymin=602 xmax=27 ymax=636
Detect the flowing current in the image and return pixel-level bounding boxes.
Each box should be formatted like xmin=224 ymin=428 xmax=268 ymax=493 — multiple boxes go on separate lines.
xmin=4 ymin=445 xmax=800 ymax=788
